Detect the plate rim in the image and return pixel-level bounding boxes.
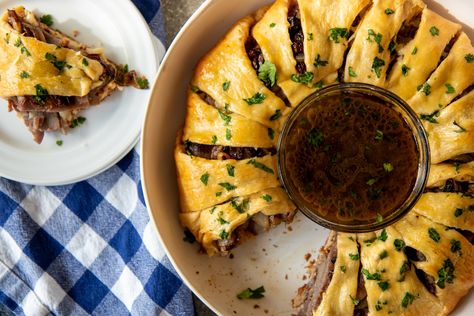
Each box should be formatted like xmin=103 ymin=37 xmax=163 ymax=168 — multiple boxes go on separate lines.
xmin=0 ymin=0 xmax=159 ymax=186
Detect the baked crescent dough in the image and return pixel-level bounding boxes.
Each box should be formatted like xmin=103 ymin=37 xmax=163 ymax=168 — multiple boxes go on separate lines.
xmin=427 ymin=161 xmax=474 ymax=188
xmin=0 ymin=20 xmax=103 ymax=97
xmin=386 ymin=8 xmax=461 ymax=101
xmin=345 ymin=0 xmax=424 ymax=87
xmin=408 ymin=32 xmax=474 ymax=115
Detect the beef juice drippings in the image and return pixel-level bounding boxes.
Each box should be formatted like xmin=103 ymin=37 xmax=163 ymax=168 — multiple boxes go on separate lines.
xmin=284 ymin=93 xmax=419 ymax=223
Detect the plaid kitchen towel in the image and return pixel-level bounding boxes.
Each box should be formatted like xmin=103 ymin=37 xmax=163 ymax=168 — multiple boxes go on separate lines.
xmin=0 ymin=1 xmax=194 ymax=315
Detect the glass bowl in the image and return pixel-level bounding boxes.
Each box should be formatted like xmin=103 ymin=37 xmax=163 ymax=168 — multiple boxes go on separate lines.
xmin=277 ymin=83 xmax=430 ymax=232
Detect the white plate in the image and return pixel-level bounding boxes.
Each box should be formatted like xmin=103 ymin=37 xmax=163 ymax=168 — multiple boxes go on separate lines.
xmin=0 ymin=0 xmax=158 ymax=185
xmin=141 ymin=0 xmax=474 ymax=315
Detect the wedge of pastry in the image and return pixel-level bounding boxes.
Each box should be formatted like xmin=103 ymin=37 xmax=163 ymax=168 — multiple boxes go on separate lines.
xmin=0 ymin=7 xmax=148 ymax=143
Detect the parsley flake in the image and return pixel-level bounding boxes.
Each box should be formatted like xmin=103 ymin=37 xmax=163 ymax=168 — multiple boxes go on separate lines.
xmin=371 ymin=57 xmax=385 ymax=78
xmin=378 ymin=281 xmax=389 ymax=291
xmin=412 ymin=47 xmax=418 ymax=55
xmin=136 ymin=77 xmax=149 ymax=89
xmin=394 ymin=239 xmax=405 ymax=251
xmin=34 ymin=84 xmax=49 ymax=104
xmin=200 ymin=172 xmax=209 ymax=185
xmin=291 ymin=72 xmax=314 ymax=84
xmin=419 ymin=110 xmax=440 ymax=124
xmin=313 ymin=54 xmax=328 ymax=68
xmin=237 ymin=286 xmax=265 ymax=299
xmin=454 ymin=208 xmax=463 ymax=217
xmin=383 ymin=162 xmax=394 ymax=172
xmin=222 ymin=80 xmax=231 ymax=91
xmin=362 ymin=268 xmax=382 ymax=281
xmin=231 ymin=198 xmax=249 ymax=214
xmin=379 ymin=250 xmax=388 ymax=260
xmin=367 ymin=178 xmax=377 ymax=186
xmin=226 ymin=164 xmax=235 ymax=177
xmin=262 ymin=194 xmax=272 ymax=202
xmin=308 ymin=128 xmax=324 ymax=147
xmin=270 ymin=23 xmax=276 ymax=28
xmin=375 ymin=130 xmax=384 ymax=141
xmin=348 ymin=66 xmax=357 ymax=77
xmin=453 ymin=121 xmax=467 ymax=133
xmin=247 ymin=159 xmax=274 ymax=174
xmin=349 ymin=253 xmax=359 ymax=260
xmin=429 ymin=26 xmax=439 ymax=36
xmin=211 ymin=135 xmax=218 ymax=144
xmin=401 ymin=292 xmax=415 ymax=308
xmin=367 ymin=29 xmax=384 ymax=53
xmin=378 ymin=229 xmax=388 ymax=241
xmin=20 ymin=71 xmax=30 ymax=79
xmin=328 ymin=27 xmax=348 ymax=43
xmin=267 ymin=128 xmax=275 ymax=140
xmin=340 ymin=265 xmax=347 ymax=273
xmin=401 ymin=64 xmax=410 ymax=77
xmin=56 ymin=140 xmax=63 ymax=146
xmin=225 ymin=128 xmax=232 ymax=140
xmin=244 ymin=92 xmax=266 ymax=105
xmin=269 ymin=109 xmax=282 ymax=121
xmin=436 ymin=259 xmax=455 ymax=288
xmin=308 ymin=32 xmax=314 ymax=41
xmin=40 ymin=14 xmax=54 ymax=26
xmin=445 ymin=83 xmax=455 ymax=94
xmin=350 ymin=295 xmax=360 ymax=306
xmin=420 ymin=83 xmax=431 ymax=96
xmin=82 ymin=58 xmax=89 ymax=67
xmin=219 ymin=230 xmax=229 ymax=239
xmin=385 ymin=8 xmax=394 ymax=15
xmin=258 ymin=61 xmax=277 ymax=87
xmin=450 ymin=239 xmax=462 ymax=255
xmin=218 ymin=182 xmax=237 ymax=191
xmin=465 ymin=53 xmax=474 ymax=63
xmin=218 ymin=110 xmax=231 ymax=125
xmin=428 ymin=228 xmax=440 ymax=242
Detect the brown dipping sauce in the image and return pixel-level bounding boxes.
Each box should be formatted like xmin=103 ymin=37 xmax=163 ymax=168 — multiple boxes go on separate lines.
xmin=283 ymin=92 xmax=419 ymax=224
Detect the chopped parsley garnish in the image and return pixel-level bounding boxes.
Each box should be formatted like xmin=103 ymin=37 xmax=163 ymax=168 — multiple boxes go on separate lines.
xmin=247 ymin=159 xmax=274 ymax=174
xmin=308 ymin=128 xmax=324 ymax=147
xmin=388 ymin=40 xmax=397 ymax=54
xmin=82 ymin=58 xmax=89 ymax=67
xmin=376 ymin=213 xmax=384 ymax=223
xmin=328 ymin=27 xmax=348 ymax=43
xmin=383 ymin=162 xmax=394 ymax=172
xmin=211 ymin=135 xmax=218 ymax=144
xmin=465 ymin=53 xmax=474 ymax=63
xmin=378 ymin=229 xmax=388 ymax=242
xmin=191 ymin=85 xmax=200 ymax=93
xmin=308 ymin=32 xmax=314 ymax=41
xmin=371 ymin=57 xmax=385 ymax=78
xmin=366 ymin=178 xmax=377 ymax=186
xmin=350 ymin=295 xmax=360 ymax=306
xmin=375 ymin=129 xmax=384 ymax=141
xmin=454 ymin=162 xmax=461 ymax=173
xmin=313 ymin=80 xmax=324 ymax=89
xmin=436 ymin=259 xmax=455 ymax=288
xmin=291 ymin=72 xmax=314 ymax=84
xmin=270 ymin=23 xmax=276 ymax=28
xmin=219 ymin=230 xmax=229 ymax=239
xmin=226 ymin=164 xmax=235 ymax=177
xmin=453 ymin=121 xmax=467 ymax=133
xmin=362 ymin=268 xmax=382 ymax=281
xmin=262 ymin=194 xmax=272 ymax=202
xmin=218 ymin=110 xmax=232 ymax=125
xmin=40 ymin=14 xmax=54 ymax=26
xmin=419 ymin=82 xmax=431 ymax=95
xmin=20 ymin=71 xmax=30 ymax=78
xmin=258 ymin=61 xmax=277 ymax=87
xmin=364 ymin=237 xmax=377 ymax=246
xmin=378 ymin=281 xmax=389 ymax=291
xmin=313 ymin=54 xmax=328 ymax=68
xmin=445 ymin=83 xmax=455 ymax=94
xmin=419 ymin=110 xmax=440 ymax=124
xmin=348 ymin=66 xmax=357 ymax=77
xmin=412 ymin=47 xmax=418 ymax=55
xmin=401 ymin=292 xmax=415 ymax=308
xmin=237 ymin=286 xmax=265 ymax=299
xmin=183 ymin=229 xmax=196 ymax=243
xmin=379 ymin=250 xmax=388 ymax=260
xmin=45 ymin=52 xmax=69 ymax=71
xmin=34 ymin=84 xmax=49 ymax=104
xmin=244 ymin=92 xmax=266 ymax=105
xmin=375 ymin=300 xmax=383 ymax=311
xmin=268 ymin=128 xmax=275 ymax=140
xmin=269 ymin=109 xmax=282 ymax=121
xmin=15 ymin=38 xmax=31 ymax=56
xmin=340 ymin=265 xmax=347 ymax=273
xmin=400 ymin=260 xmax=410 ymax=274
xmin=231 ymin=198 xmax=249 ymax=214
xmin=225 ymin=129 xmax=232 ymax=140
xmin=428 ymin=227 xmax=440 ymax=242
xmin=56 ymin=140 xmax=63 ymax=146
xmin=454 ymin=208 xmax=463 ymax=217
xmin=4 ymin=32 xmax=10 ymax=44
xmin=450 ymin=239 xmax=462 ymax=255
xmin=215 ymin=192 xmax=222 ymax=197
xmin=367 ymin=29 xmax=384 ymax=53
xmin=200 ymin=172 xmax=209 ymax=185
xmin=401 ymin=64 xmax=410 ymax=77
xmin=385 ymin=8 xmax=394 ymax=15
xmin=222 ymin=80 xmax=231 ymax=91
xmin=429 ymin=26 xmax=439 ymax=36
xmin=349 ymin=253 xmax=359 ymax=260
xmin=394 ymin=239 xmax=406 ymax=251
xmin=136 ymin=77 xmax=149 ymax=89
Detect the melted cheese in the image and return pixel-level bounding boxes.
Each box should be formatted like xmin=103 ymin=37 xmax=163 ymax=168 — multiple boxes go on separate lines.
xmin=358 ymin=227 xmax=443 ymax=315
xmin=393 ymin=213 xmax=474 ymax=314
xmin=179 ymin=187 xmax=295 ymax=256
xmin=407 ymin=32 xmax=474 ymax=115
xmin=428 ymin=162 xmax=474 ymax=187
xmin=192 ymin=16 xmax=290 ymax=131
xmin=314 ymin=233 xmax=359 ymax=316
xmin=0 ymin=21 xmax=103 ymax=97
xmin=424 ymin=90 xmax=474 ymax=164
xmin=413 ymin=193 xmax=474 ymax=232
xmin=345 ymin=0 xmax=424 ymax=86
xmin=183 ymin=92 xmax=278 ymax=147
xmin=175 ymin=147 xmax=281 ymax=213
xmin=298 ymin=0 xmax=371 ymax=83
xmin=386 ymin=9 xmax=461 ymax=101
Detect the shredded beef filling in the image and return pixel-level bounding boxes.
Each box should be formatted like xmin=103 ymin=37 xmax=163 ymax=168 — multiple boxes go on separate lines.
xmin=185 ymin=141 xmax=275 ymax=160
xmin=245 ymin=36 xmax=265 ymax=72
xmin=288 ymin=4 xmax=306 ymax=74
xmin=404 ymin=246 xmax=427 ymax=262
xmin=415 ymin=266 xmax=437 ymax=295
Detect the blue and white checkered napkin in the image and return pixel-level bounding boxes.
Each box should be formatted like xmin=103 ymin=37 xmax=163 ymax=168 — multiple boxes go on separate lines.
xmin=0 ymin=1 xmax=194 ymax=315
